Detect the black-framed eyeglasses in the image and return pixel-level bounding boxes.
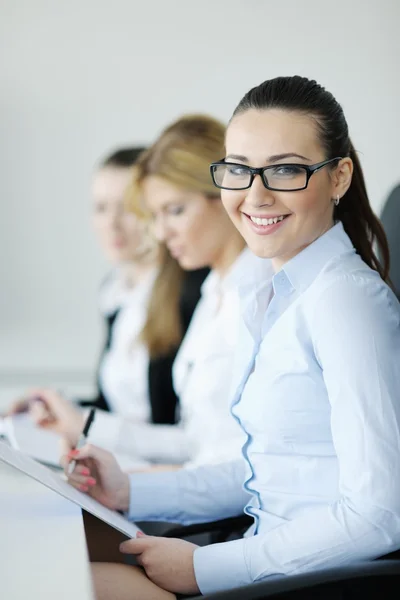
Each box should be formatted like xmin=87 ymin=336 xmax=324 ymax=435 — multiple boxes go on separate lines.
xmin=210 ymin=157 xmax=342 ymax=192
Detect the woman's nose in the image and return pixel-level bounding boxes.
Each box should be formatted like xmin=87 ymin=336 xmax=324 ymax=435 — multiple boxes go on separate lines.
xmin=245 ymin=174 xmax=276 ymax=208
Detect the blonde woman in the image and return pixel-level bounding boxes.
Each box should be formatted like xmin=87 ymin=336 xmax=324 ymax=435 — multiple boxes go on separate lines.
xmin=70 ymin=114 xmax=271 ymax=471
xmin=6 ymin=148 xmax=207 ymax=467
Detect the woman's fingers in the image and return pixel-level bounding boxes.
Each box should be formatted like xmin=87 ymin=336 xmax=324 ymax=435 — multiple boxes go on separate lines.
xmin=74 ymin=464 xmax=91 ymax=476
xmin=30 ymin=401 xmax=53 ymax=425
xmin=66 ymin=460 xmax=97 ymax=487
xmin=68 ymin=479 xmax=90 ymax=493
xmin=68 ymin=472 xmax=97 ymax=487
xmin=68 ymin=443 xmax=108 ymax=463
xmin=61 ymin=452 xmax=89 ymax=475
xmin=59 ymin=437 xmax=73 ymax=468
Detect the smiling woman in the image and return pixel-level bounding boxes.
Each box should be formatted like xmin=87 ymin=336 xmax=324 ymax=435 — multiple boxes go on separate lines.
xmin=64 ymin=78 xmax=400 ymax=600
xmin=219 ymin=82 xmax=390 ymax=277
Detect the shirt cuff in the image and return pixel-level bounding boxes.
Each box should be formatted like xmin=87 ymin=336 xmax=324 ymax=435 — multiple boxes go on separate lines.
xmin=193 ymin=537 xmax=251 ymax=595
xmin=127 ymin=471 xmax=181 ymax=521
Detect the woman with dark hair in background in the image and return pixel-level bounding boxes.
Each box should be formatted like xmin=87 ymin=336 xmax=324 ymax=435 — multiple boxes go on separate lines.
xmin=64 ymin=76 xmax=400 ymax=599
xmin=7 ymin=147 xmax=207 ymax=468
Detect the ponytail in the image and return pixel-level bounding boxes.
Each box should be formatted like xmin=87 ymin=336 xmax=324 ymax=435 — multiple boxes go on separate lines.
xmin=335 ymin=142 xmax=391 ymax=284
xmin=140 ymin=244 xmax=184 ymax=358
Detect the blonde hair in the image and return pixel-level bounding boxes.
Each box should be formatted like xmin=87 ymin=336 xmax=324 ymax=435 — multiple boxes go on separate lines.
xmin=126 ymin=114 xmax=226 ymax=358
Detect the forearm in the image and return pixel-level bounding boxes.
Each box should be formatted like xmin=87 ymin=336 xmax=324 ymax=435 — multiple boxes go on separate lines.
xmin=128 ymin=459 xmax=249 ymax=524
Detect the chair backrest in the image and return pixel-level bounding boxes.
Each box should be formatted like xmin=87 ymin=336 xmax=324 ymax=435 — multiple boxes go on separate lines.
xmin=380 ymin=184 xmax=400 ymax=298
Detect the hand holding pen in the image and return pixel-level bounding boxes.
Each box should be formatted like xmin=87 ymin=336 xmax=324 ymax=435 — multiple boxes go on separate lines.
xmin=67 ymin=408 xmax=96 ymax=475
xmin=5 ymin=388 xmax=84 ymax=446
xmin=64 ymin=430 xmax=131 ymax=512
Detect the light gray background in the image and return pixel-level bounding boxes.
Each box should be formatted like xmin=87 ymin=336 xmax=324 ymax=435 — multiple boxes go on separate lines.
xmin=1 ymin=0 xmax=399 ymax=400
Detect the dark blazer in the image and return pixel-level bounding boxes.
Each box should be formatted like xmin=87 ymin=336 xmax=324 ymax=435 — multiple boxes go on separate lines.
xmin=79 ymin=268 xmax=209 ymax=424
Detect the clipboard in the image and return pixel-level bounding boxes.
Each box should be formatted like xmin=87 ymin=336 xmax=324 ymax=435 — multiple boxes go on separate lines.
xmin=0 ymin=440 xmax=141 ymax=539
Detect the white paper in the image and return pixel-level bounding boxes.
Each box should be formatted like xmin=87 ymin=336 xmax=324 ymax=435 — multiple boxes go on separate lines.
xmin=1 ymin=414 xmax=148 ymax=472
xmin=0 ymin=440 xmax=141 ymax=539
xmin=3 ymin=414 xmax=62 ymax=468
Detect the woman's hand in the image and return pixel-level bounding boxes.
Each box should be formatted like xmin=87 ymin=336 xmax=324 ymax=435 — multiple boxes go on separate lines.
xmin=120 ymin=533 xmax=200 ymax=596
xmin=61 ymin=441 xmax=131 ymax=512
xmin=3 ymin=396 xmax=30 ymax=417
xmin=26 ymin=388 xmax=84 ymax=445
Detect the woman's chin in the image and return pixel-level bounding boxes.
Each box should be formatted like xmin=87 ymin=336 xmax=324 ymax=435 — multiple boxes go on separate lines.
xmin=245 ymin=240 xmax=277 ymax=260
xmin=178 ymin=256 xmax=208 ymax=271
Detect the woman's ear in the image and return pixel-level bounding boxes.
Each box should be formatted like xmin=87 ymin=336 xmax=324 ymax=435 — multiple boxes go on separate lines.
xmin=331 ymin=157 xmax=353 ymax=199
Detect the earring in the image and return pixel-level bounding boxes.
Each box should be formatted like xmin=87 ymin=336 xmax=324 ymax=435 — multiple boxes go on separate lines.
xmin=334 ymin=195 xmax=340 ymax=206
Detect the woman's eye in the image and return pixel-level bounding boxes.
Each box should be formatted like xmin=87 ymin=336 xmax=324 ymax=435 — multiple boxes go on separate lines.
xmin=227 ymin=165 xmax=249 ymax=177
xmin=167 ymin=205 xmax=185 ymax=216
xmin=271 ymin=165 xmax=304 ymax=178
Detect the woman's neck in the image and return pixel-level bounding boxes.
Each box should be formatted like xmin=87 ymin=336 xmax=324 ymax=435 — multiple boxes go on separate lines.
xmin=211 ymin=232 xmax=246 ymax=277
xmin=120 ymin=256 xmax=157 ymax=288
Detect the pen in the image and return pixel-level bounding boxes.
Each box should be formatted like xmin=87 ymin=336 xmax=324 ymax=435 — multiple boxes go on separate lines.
xmin=67 ymin=408 xmax=96 ymax=475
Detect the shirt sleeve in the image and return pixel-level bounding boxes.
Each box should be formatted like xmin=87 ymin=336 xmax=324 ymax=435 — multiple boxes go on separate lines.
xmin=87 ymin=414 xmax=191 ymax=465
xmin=128 ymin=459 xmax=249 ymax=524
xmin=194 ymin=276 xmax=400 ymax=595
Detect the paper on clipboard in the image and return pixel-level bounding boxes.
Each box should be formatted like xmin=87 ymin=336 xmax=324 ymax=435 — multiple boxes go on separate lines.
xmin=0 ymin=440 xmax=141 ymax=539
xmin=1 ymin=414 xmax=152 ymax=472
xmin=2 ymin=414 xmax=62 ymax=468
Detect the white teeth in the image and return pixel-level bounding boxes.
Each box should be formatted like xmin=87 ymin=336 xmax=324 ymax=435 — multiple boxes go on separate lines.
xmin=250 ymin=215 xmax=286 ymax=226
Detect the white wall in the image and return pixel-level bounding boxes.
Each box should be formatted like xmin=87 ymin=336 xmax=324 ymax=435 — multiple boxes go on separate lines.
xmin=1 ymin=0 xmax=399 ymax=389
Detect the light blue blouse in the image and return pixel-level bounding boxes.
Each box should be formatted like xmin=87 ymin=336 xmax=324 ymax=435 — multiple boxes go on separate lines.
xmin=128 ymin=223 xmax=400 ymax=595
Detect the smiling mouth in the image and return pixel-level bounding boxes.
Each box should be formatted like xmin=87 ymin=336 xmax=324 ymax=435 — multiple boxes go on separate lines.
xmin=241 ymin=212 xmax=291 ymax=235
xmin=246 ymin=214 xmax=290 ymax=225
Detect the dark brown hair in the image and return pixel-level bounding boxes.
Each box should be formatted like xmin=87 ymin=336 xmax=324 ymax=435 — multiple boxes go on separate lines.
xmin=232 ymin=76 xmax=390 ymax=282
xmin=101 ymin=146 xmax=146 ymax=168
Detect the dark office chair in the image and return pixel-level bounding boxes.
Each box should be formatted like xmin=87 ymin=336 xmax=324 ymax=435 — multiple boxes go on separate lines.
xmin=165 ymin=515 xmax=400 ymax=598
xmin=380 ymin=183 xmax=400 ymax=298
xmin=197 ymin=559 xmax=400 ymax=599
xmin=164 ymin=513 xmax=252 ymax=544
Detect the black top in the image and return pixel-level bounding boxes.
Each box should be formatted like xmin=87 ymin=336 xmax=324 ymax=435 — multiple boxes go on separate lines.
xmin=79 ymin=268 xmax=209 ymax=424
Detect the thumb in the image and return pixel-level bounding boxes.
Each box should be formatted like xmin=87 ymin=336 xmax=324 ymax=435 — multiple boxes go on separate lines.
xmin=59 ymin=437 xmax=74 ymax=469
xmin=6 ymin=397 xmax=29 ymax=416
xmin=67 ymin=443 xmax=106 ymax=462
xmin=26 ymin=388 xmax=49 ymax=403
xmin=136 ymin=531 xmax=147 ymax=538
xmin=119 ymin=536 xmax=151 ymax=554
xmin=30 ymin=401 xmax=52 ymax=424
